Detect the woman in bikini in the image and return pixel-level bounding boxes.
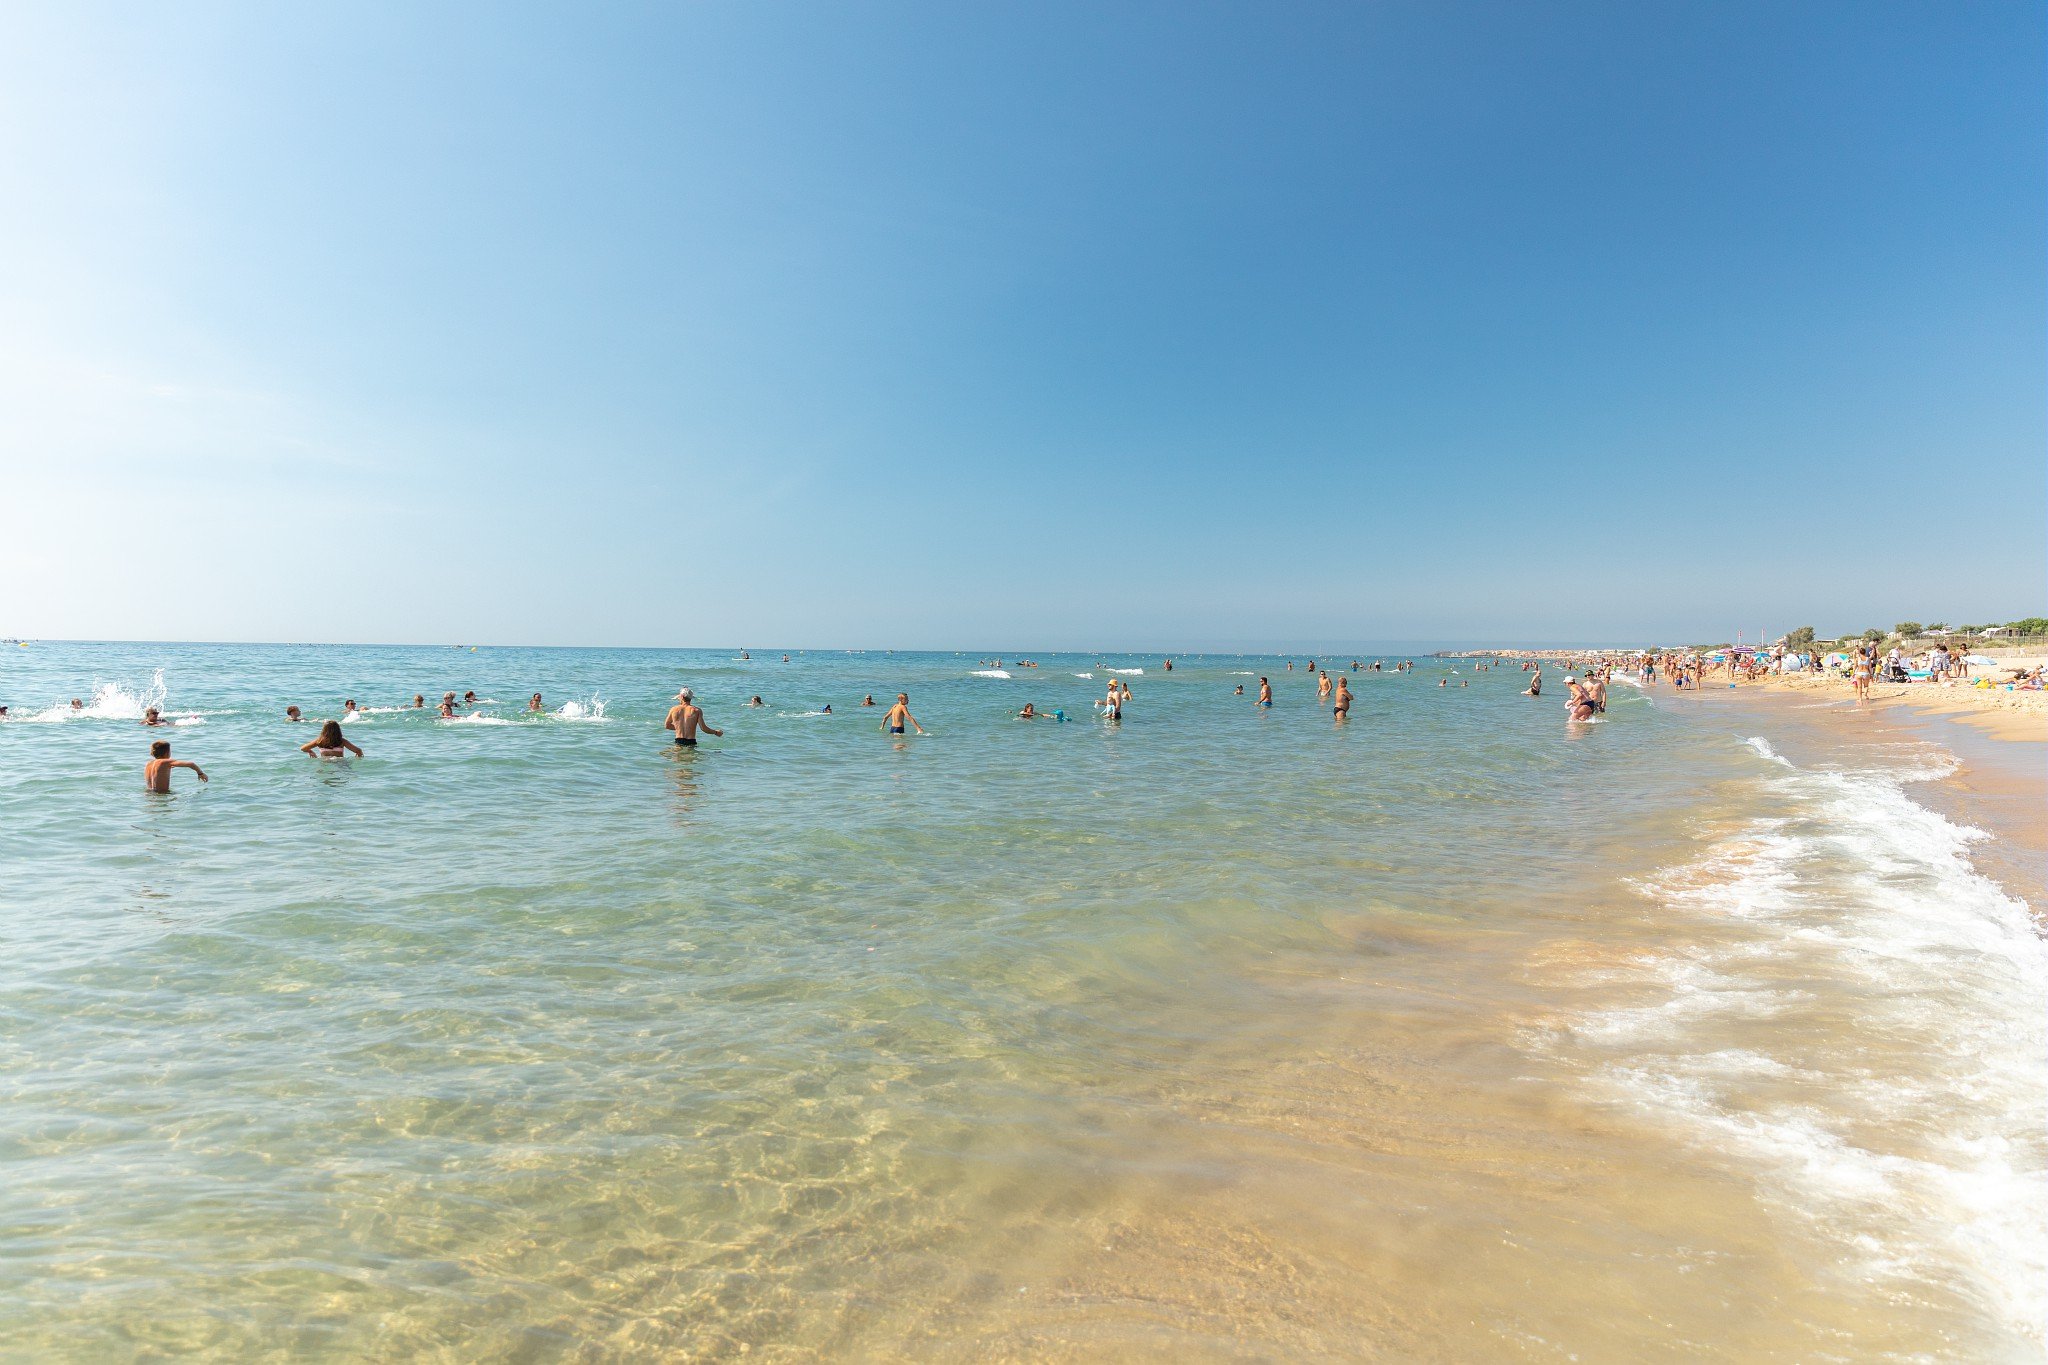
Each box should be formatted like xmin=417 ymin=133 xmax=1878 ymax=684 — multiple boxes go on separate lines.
xmin=300 ymin=719 xmax=363 ymax=759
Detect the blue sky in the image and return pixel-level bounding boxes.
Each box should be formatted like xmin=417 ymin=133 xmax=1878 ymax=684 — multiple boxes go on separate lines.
xmin=1 ymin=1 xmax=2040 ymax=649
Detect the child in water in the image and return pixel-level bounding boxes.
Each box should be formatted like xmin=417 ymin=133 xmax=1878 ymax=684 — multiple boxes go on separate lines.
xmin=881 ymin=694 xmax=924 ymax=735
xmin=301 ymin=720 xmax=363 ymax=758
xmin=145 ymin=739 xmax=207 ymax=792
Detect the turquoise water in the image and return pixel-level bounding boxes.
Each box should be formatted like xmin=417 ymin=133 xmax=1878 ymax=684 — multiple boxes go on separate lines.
xmin=2 ymin=643 xmax=2042 ymax=1359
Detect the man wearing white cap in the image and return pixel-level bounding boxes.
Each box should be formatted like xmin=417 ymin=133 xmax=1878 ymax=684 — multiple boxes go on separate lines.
xmin=664 ymin=688 xmax=722 ymax=747
xmin=1564 ymin=675 xmax=1596 ymax=722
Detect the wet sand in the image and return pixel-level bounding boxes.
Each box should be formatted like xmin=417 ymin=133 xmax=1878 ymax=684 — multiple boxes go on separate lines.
xmin=1692 ymin=682 xmax=2046 ymax=917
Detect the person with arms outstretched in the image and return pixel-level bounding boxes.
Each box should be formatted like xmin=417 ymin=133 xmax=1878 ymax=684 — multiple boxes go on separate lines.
xmin=882 ymin=693 xmax=924 ymax=735
xmin=665 ymin=689 xmax=722 ymax=746
xmin=145 ymin=740 xmax=207 ymax=792
xmin=301 ymin=720 xmax=363 ymax=758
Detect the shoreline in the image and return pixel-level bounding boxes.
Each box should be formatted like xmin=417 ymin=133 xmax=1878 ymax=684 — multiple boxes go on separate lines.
xmin=1669 ymin=678 xmax=2047 ymax=921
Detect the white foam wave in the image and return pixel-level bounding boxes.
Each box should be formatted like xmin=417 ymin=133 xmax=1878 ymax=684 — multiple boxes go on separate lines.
xmin=1745 ymin=736 xmax=1794 ymax=767
xmin=1106 ymin=668 xmax=1145 ymax=676
xmin=25 ymin=674 xmax=161 ymax=722
xmin=970 ymin=670 xmax=1012 ymax=679
xmin=553 ymin=696 xmax=608 ymax=722
xmin=1073 ymin=673 xmax=1094 ymax=679
xmin=1550 ymin=759 xmax=2048 ymax=1349
xmin=440 ymin=714 xmax=511 ymax=726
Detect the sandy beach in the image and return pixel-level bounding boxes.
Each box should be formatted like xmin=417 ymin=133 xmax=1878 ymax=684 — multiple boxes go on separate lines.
xmin=1751 ymin=651 xmax=2048 ymax=742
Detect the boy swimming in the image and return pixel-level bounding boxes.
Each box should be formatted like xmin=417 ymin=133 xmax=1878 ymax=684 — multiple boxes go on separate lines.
xmin=145 ymin=740 xmax=207 ymax=792
xmin=881 ymin=694 xmax=924 ymax=735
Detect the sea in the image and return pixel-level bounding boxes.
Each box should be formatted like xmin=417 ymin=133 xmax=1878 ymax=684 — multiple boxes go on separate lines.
xmin=2 ymin=641 xmax=2043 ymax=1361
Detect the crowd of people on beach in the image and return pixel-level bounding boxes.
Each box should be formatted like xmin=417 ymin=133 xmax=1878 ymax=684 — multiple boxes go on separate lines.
xmin=1479 ymin=639 xmax=2047 ymax=710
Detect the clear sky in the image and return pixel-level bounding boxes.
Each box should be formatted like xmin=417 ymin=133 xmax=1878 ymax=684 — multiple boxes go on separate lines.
xmin=1 ymin=2 xmax=2040 ymax=650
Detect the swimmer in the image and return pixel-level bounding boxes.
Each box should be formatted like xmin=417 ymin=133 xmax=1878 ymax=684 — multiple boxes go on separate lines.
xmin=746 ymin=695 xmax=766 ymax=707
xmin=285 ymin=705 xmax=303 ymax=722
xmin=142 ymin=707 xmax=166 ymax=727
xmin=1333 ymin=675 xmax=1352 ymax=718
xmin=1438 ymin=678 xmax=1447 ymax=688
xmin=1257 ymin=677 xmax=1272 ymax=707
xmin=1318 ymin=672 xmax=1333 ymax=706
xmin=1234 ymin=684 xmax=1245 ymax=696
xmin=412 ymin=695 xmax=426 ymax=708
xmin=1096 ymin=683 xmax=1123 ymax=720
xmin=1017 ymin=703 xmax=1041 ymax=719
xmin=529 ymin=693 xmax=544 ymax=713
xmin=861 ymin=695 xmax=876 ymax=707
xmin=343 ymin=699 xmax=358 ymax=715
xmin=144 ymin=739 xmax=206 ymax=792
xmin=1525 ymin=671 xmax=1542 ymax=697
xmin=664 ymin=688 xmax=722 ymax=746
xmin=70 ymin=698 xmax=83 ymax=710
xmin=1162 ymin=659 xmax=1173 ymax=671
xmin=300 ymin=719 xmax=363 ymax=758
xmin=881 ymin=693 xmax=924 ymax=735
xmin=438 ymin=699 xmax=456 ymax=718
xmin=1564 ymin=675 xmax=1596 ymax=721
xmin=820 ymin=704 xmax=831 ymax=714
xmin=462 ymin=691 xmax=477 ymax=705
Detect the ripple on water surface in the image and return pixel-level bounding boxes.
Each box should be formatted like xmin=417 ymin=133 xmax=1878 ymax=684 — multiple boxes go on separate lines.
xmin=0 ymin=644 xmax=2041 ymax=1357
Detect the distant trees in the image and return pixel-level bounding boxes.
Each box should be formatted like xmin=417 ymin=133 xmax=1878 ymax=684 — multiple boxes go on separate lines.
xmin=1784 ymin=626 xmax=1816 ymax=646
xmin=1862 ymin=629 xmax=1883 ymax=642
xmin=1894 ymin=621 xmax=1923 ymax=638
xmin=2007 ymin=617 xmax=2048 ymax=635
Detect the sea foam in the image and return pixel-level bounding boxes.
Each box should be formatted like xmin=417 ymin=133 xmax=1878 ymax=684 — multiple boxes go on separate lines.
xmin=1553 ymin=752 xmax=2048 ymax=1352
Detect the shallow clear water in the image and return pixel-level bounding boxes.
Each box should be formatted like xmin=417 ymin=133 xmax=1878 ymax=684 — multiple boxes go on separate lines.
xmin=1 ymin=643 xmax=2042 ymax=1359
